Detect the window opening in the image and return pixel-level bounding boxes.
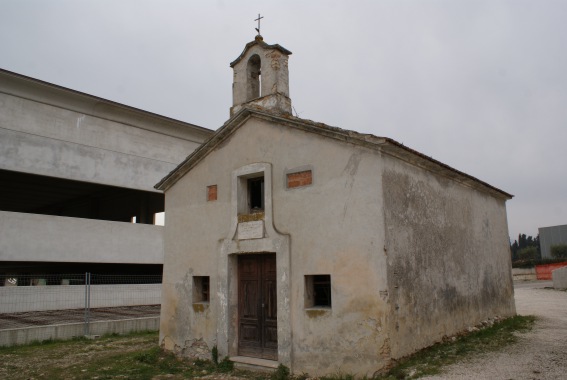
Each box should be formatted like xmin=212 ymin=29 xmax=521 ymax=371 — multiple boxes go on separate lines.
xmin=248 ymin=177 xmax=264 ymax=212
xmin=246 ymin=54 xmax=261 ymax=100
xmin=193 ymin=276 xmax=210 ymax=303
xmin=313 ymin=275 xmax=331 ymax=307
xmin=305 ymin=274 xmax=332 ymax=308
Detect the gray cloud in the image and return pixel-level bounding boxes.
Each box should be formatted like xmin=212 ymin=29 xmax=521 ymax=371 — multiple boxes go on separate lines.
xmin=2 ymin=0 xmax=566 ymax=239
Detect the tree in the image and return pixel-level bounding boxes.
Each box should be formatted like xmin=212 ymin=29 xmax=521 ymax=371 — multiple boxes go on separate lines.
xmin=517 ymin=246 xmax=538 ymax=260
xmin=551 ymin=244 xmax=567 ymax=259
xmin=510 ymin=233 xmax=541 ymax=262
xmin=511 ymin=240 xmax=519 ymax=261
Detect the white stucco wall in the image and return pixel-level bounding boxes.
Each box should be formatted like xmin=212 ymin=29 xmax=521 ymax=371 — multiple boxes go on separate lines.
xmin=0 ymin=211 xmax=164 ymax=264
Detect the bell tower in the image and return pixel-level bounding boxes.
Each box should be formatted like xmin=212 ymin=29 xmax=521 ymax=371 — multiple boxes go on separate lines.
xmin=230 ymin=35 xmax=292 ymax=116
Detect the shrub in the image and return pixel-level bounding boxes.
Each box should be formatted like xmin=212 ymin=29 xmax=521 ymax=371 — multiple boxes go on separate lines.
xmin=551 ymin=244 xmax=567 ymax=259
xmin=272 ymin=364 xmax=291 ymax=380
xmin=517 ymin=246 xmax=538 ymax=261
xmin=512 ymin=257 xmax=567 ymax=268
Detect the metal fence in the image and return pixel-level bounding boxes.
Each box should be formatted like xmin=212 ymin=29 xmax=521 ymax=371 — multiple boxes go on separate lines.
xmin=0 ymin=273 xmax=162 ymax=339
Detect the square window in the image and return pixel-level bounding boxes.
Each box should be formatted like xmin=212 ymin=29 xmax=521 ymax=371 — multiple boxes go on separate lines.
xmin=305 ymin=274 xmax=331 ymax=308
xmin=193 ymin=276 xmax=210 ymax=303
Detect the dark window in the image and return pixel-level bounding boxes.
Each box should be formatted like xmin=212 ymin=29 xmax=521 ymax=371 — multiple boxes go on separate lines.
xmin=305 ymin=274 xmax=332 ymax=308
xmin=248 ymin=177 xmax=264 ymax=212
xmin=202 ymin=277 xmax=210 ymax=302
xmin=193 ymin=276 xmax=210 ymax=303
xmin=313 ymin=275 xmax=331 ymax=307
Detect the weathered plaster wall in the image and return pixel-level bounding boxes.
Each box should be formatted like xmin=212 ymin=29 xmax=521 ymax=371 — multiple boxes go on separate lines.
xmin=161 ymin=116 xmax=390 ymax=375
xmin=159 ymin=140 xmax=231 ymax=357
xmin=270 ymin=128 xmax=389 ymax=376
xmin=230 ymin=45 xmax=291 ymax=115
xmin=232 ymin=43 xmax=290 ymax=109
xmin=381 ymin=155 xmax=515 ymax=359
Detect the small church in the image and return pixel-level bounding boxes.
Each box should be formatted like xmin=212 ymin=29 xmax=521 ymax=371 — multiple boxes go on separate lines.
xmin=155 ymin=34 xmax=516 ymax=375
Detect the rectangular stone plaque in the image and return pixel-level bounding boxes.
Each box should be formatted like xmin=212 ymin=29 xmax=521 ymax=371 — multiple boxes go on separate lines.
xmin=238 ymin=220 xmax=264 ymax=240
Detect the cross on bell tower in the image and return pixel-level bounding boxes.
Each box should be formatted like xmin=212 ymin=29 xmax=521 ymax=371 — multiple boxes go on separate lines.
xmin=254 ymin=13 xmax=264 ymax=36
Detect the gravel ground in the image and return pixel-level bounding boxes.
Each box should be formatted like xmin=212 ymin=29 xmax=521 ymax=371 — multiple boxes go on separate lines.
xmin=422 ymin=281 xmax=567 ymax=380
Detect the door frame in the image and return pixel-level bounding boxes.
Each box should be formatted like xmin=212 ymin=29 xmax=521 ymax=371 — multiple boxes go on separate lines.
xmin=237 ymin=253 xmax=278 ymax=360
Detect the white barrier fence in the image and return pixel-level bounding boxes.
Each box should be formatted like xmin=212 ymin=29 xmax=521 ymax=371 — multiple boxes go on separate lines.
xmin=0 ymin=283 xmax=161 ymax=314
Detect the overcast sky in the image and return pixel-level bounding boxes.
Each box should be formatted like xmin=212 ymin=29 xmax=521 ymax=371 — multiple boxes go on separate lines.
xmin=1 ymin=1 xmax=566 ymax=240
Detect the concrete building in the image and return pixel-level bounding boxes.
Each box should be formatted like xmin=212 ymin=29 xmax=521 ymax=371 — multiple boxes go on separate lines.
xmin=539 ymin=224 xmax=567 ymax=259
xmin=0 ymin=69 xmax=212 ymax=278
xmin=156 ymin=36 xmax=516 ymax=376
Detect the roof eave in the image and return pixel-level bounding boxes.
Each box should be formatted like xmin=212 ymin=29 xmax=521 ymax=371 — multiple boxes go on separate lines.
xmin=379 ymin=139 xmax=513 ymax=200
xmin=155 ymin=107 xmax=513 ymax=200
xmin=230 ymin=40 xmax=292 ymax=68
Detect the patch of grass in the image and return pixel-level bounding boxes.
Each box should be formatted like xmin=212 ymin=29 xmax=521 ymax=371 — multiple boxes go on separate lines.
xmin=320 ymin=373 xmax=355 ymax=380
xmin=81 ymin=346 xmax=192 ymax=379
xmin=100 ymin=329 xmax=157 ymax=339
xmin=134 ymin=346 xmax=161 ymax=364
xmin=218 ymin=356 xmax=235 ymax=372
xmin=272 ymin=364 xmax=291 ymax=380
xmin=0 ymin=330 xmax=155 ymax=353
xmin=0 ymin=316 xmax=535 ymax=380
xmin=379 ymin=315 xmax=536 ymax=379
xmin=0 ymin=335 xmax=87 ymax=357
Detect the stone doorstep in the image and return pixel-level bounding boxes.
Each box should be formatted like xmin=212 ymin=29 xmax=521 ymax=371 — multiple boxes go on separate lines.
xmin=230 ymin=356 xmax=278 ymax=373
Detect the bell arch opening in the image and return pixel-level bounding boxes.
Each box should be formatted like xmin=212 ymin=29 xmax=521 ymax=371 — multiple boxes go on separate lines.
xmin=246 ymin=54 xmax=261 ymax=101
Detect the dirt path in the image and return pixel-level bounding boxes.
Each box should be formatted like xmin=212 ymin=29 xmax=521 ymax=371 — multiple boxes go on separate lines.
xmin=422 ymin=281 xmax=567 ymax=380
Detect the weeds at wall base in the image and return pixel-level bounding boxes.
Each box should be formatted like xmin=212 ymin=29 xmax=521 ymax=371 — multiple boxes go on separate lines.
xmin=0 ymin=317 xmax=535 ymax=379
xmin=378 ymin=315 xmax=536 ymax=379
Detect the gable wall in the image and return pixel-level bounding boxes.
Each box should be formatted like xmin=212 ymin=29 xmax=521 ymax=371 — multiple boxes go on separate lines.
xmin=381 ymin=153 xmax=515 ymax=359
xmin=160 ymin=117 xmax=391 ymax=375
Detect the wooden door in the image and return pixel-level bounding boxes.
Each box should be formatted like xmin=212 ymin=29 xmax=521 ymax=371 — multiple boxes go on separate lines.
xmin=238 ymin=254 xmax=277 ymax=360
